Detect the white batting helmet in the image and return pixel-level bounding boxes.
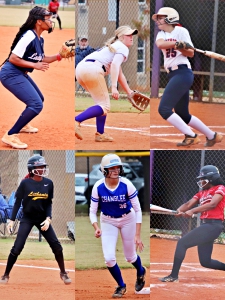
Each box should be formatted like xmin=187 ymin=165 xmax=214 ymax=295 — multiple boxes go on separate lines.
xmin=100 ymin=154 xmax=124 ymax=177
xmin=152 ymin=7 xmax=179 ymax=25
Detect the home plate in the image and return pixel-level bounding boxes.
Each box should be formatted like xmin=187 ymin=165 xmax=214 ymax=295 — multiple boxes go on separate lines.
xmin=134 ymin=287 xmax=150 ymax=294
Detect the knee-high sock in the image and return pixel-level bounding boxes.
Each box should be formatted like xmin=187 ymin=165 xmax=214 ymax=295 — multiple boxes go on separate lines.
xmin=96 ymin=115 xmax=106 ymax=134
xmin=8 ymin=108 xmax=38 ymax=135
xmin=188 ymin=116 xmax=214 ymax=139
xmin=132 ymin=255 xmax=145 ymax=276
xmin=75 ymin=105 xmax=104 ymax=123
xmin=107 ymin=263 xmax=126 ymax=287
xmin=4 ymin=252 xmax=18 ymax=276
xmin=55 ymin=251 xmax=66 ymax=274
xmin=167 ymin=113 xmax=195 ymax=136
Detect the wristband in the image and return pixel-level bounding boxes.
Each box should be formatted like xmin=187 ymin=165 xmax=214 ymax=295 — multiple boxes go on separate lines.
xmin=56 ymin=54 xmax=62 ymax=61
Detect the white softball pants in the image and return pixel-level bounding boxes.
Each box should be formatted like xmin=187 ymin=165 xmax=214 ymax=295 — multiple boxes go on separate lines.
xmin=100 ymin=208 xmax=137 ymax=267
xmin=76 ymin=60 xmax=110 ymax=114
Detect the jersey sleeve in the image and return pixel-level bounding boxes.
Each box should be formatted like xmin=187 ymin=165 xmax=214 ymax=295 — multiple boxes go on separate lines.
xmin=155 ymin=31 xmax=166 ymax=41
xmin=12 ymin=30 xmax=36 ymax=58
xmin=114 ymin=42 xmax=129 ymax=61
xmin=126 ymin=179 xmax=142 ymax=223
xmin=214 ymin=185 xmax=225 ymax=196
xmin=45 ymin=181 xmax=53 ymax=218
xmin=179 ymin=27 xmax=194 ymax=47
xmin=10 ymin=181 xmax=24 ymax=221
xmin=89 ymin=183 xmax=99 ymax=224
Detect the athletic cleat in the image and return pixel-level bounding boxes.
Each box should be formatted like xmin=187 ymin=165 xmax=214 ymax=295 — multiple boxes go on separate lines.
xmin=204 ymin=132 xmax=223 ymax=147
xmin=159 ymin=275 xmax=179 ymax=282
xmin=95 ymin=132 xmax=113 ymax=142
xmin=112 ymin=285 xmax=127 ymax=298
xmin=177 ymin=134 xmax=200 ymax=147
xmin=0 ymin=275 xmax=9 ymax=284
xmin=135 ymin=266 xmax=146 ymax=291
xmin=20 ymin=123 xmax=38 ymax=133
xmin=2 ymin=132 xmax=28 ymax=149
xmin=75 ymin=122 xmax=83 ymax=140
xmin=60 ymin=272 xmax=72 ymax=285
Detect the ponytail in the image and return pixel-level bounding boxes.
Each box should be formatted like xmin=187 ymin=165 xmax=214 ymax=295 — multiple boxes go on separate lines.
xmin=105 ymin=36 xmax=118 ymax=53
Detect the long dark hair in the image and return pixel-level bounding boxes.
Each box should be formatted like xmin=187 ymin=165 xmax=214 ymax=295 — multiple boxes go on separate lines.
xmin=0 ymin=6 xmax=47 ymax=67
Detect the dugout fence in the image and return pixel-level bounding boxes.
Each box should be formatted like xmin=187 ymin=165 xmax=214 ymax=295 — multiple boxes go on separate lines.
xmin=0 ymin=150 xmax=75 ymax=244
xmin=150 ymin=150 xmax=225 ymax=243
xmin=75 ymin=0 xmax=150 ymax=94
xmin=151 ymin=0 xmax=225 ymax=103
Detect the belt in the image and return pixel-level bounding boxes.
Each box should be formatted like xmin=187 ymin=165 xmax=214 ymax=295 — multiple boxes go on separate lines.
xmin=85 ymin=59 xmax=106 ymax=72
xmin=102 ymin=210 xmax=131 ymax=219
xmin=166 ymin=64 xmax=192 ymax=73
xmin=201 ymin=219 xmax=223 ymax=224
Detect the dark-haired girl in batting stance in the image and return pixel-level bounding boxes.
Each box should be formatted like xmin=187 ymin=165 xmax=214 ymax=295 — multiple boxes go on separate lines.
xmin=0 ymin=154 xmax=71 ymax=285
xmin=160 ymin=165 xmax=225 ymax=282
xmin=0 ymin=6 xmax=63 ymax=149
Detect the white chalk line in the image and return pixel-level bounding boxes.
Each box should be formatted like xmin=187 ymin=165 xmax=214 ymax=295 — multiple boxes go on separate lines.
xmin=0 ymin=262 xmax=75 ymax=272
xmin=82 ymin=124 xmax=150 ymax=134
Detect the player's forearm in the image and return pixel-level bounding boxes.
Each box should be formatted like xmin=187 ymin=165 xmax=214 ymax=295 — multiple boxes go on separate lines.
xmin=136 ymin=223 xmax=142 ymax=236
xmin=177 ymin=48 xmax=194 ymax=58
xmin=92 ymin=222 xmax=100 ymax=231
xmin=42 ymin=55 xmax=58 ymax=63
xmin=9 ymin=55 xmax=35 ymax=69
xmin=117 ymin=71 xmax=132 ymax=94
xmin=110 ymin=63 xmax=120 ymax=88
xmin=156 ymin=40 xmax=176 ymax=49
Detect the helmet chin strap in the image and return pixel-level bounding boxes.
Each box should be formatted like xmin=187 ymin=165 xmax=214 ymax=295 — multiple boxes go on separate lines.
xmin=44 ymin=20 xmax=55 ymax=34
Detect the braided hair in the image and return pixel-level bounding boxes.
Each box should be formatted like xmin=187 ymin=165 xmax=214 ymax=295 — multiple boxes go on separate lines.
xmin=0 ymin=6 xmax=49 ymax=67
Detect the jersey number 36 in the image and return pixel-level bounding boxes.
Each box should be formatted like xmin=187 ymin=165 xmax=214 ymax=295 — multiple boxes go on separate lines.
xmin=119 ymin=203 xmax=127 ymax=209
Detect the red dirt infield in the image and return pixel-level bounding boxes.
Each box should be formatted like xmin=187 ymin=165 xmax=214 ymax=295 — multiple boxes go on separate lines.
xmin=0 ymin=260 xmax=75 ymax=300
xmin=151 ymin=238 xmax=225 ymax=300
xmin=0 ymin=27 xmax=74 ymax=150
xmin=75 ymin=112 xmax=150 ymax=150
xmin=75 ymin=268 xmax=150 ymax=299
xmin=151 ymin=98 xmax=225 ymax=149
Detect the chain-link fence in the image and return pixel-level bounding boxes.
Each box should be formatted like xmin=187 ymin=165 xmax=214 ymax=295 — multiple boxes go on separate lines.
xmin=150 ymin=0 xmax=225 ymax=103
xmin=75 ymin=150 xmax=150 ymax=213
xmin=0 ymin=150 xmax=75 ymax=243
xmin=150 ymin=150 xmax=225 ymax=243
xmin=75 ymin=0 xmax=150 ymax=94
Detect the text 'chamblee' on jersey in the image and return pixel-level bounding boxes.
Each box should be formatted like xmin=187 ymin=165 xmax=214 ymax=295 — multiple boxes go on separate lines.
xmin=12 ymin=30 xmax=44 ymax=73
xmin=193 ymin=185 xmax=225 ymax=220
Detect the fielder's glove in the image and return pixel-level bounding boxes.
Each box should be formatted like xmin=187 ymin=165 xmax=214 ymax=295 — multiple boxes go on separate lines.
xmin=127 ymin=91 xmax=150 ymax=112
xmin=59 ymin=39 xmax=75 ymax=59
xmin=174 ymin=41 xmax=193 ymax=50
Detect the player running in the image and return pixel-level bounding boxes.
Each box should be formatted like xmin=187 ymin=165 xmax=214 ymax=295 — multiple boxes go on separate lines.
xmin=0 ymin=6 xmax=61 ymax=149
xmin=159 ymin=165 xmax=225 ymax=282
xmin=152 ymin=7 xmax=223 ymax=147
xmin=0 ymin=154 xmax=71 ymax=285
xmin=89 ymin=153 xmax=146 ymax=298
xmin=75 ymin=25 xmax=138 ymax=142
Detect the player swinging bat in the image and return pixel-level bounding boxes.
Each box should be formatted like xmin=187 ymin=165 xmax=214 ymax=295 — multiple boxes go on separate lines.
xmin=174 ymin=41 xmax=225 ymax=62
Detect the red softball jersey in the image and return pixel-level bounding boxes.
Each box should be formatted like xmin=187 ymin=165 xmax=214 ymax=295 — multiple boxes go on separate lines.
xmin=193 ymin=185 xmax=225 ymax=220
xmin=48 ymin=1 xmax=59 ymax=13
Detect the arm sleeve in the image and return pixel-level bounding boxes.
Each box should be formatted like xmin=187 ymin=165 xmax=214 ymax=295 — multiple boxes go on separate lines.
xmin=10 ymin=182 xmax=24 ymax=221
xmin=45 ymin=182 xmax=53 ymax=218
xmin=89 ymin=184 xmax=99 ymax=224
xmin=111 ymin=53 xmax=125 ymax=67
xmin=127 ymin=180 xmax=142 ymax=223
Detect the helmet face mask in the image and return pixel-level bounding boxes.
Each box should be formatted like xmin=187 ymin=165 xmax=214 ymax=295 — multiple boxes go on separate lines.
xmin=100 ymin=154 xmax=124 ymax=178
xmin=27 ymin=155 xmax=49 ymax=177
xmin=196 ymin=165 xmax=220 ymax=188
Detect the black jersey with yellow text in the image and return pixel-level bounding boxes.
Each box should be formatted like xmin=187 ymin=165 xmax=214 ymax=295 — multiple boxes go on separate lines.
xmin=11 ymin=177 xmax=53 ymax=221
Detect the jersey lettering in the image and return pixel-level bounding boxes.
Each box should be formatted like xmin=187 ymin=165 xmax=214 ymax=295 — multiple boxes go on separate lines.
xmin=28 ymin=191 xmax=48 ymax=200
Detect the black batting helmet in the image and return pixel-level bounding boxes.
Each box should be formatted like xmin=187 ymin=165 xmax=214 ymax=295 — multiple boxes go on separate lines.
xmin=27 ymin=155 xmax=49 ymax=177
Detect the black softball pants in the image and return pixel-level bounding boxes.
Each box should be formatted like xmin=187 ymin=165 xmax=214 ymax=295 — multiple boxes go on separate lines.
xmin=4 ymin=220 xmax=65 ymax=276
xmin=170 ymin=222 xmax=225 ymax=278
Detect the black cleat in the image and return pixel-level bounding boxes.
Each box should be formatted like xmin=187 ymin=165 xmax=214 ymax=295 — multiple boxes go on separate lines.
xmin=112 ymin=285 xmax=127 ymax=298
xmin=177 ymin=134 xmax=200 ymax=147
xmin=204 ymin=132 xmax=223 ymax=147
xmin=159 ymin=275 xmax=179 ymax=282
xmin=135 ymin=266 xmax=146 ymax=291
xmin=60 ymin=272 xmax=72 ymax=285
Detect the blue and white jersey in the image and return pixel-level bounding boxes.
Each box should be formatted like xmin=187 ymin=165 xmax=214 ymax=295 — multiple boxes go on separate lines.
xmin=90 ymin=177 xmax=142 ymax=223
xmin=12 ymin=30 xmax=45 ymax=73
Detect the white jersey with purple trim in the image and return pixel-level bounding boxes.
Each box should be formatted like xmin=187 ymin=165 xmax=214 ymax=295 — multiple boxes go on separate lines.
xmin=89 ymin=177 xmax=142 ymax=224
xmin=82 ymin=40 xmax=129 ymax=73
xmin=156 ymin=26 xmax=193 ymax=69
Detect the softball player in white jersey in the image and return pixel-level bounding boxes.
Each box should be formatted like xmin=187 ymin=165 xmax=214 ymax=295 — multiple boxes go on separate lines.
xmin=75 ymin=25 xmax=138 ymax=142
xmin=152 ymin=7 xmax=223 ymax=147
xmin=89 ymin=154 xmax=146 ymax=298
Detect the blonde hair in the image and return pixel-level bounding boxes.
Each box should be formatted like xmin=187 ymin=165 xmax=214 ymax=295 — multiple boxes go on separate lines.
xmin=105 ymin=25 xmax=133 ymax=53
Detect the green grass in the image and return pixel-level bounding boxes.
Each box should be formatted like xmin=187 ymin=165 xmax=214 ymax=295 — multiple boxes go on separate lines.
xmin=0 ymin=7 xmax=75 ymax=28
xmin=0 ymin=238 xmax=75 ymax=260
xmin=75 ymin=215 xmax=150 ymax=270
xmin=75 ymin=97 xmax=150 ymax=113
